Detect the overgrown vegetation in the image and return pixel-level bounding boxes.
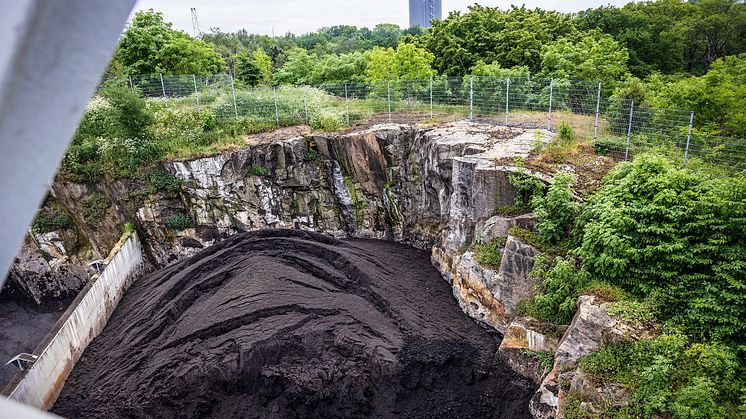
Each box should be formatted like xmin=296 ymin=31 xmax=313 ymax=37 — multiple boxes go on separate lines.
xmin=81 ymin=192 xmax=110 ymax=223
xmin=510 ymin=153 xmax=745 ymax=417
xmin=577 ymin=334 xmax=744 ymax=418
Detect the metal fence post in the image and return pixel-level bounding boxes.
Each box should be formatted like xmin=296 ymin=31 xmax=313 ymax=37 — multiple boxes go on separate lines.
xmin=344 ymin=83 xmax=349 ymax=125
xmin=625 ymin=99 xmax=635 ymax=161
xmin=684 ymin=111 xmax=694 ymax=167
xmin=387 ymin=81 xmax=391 ymax=123
xmin=469 ymin=76 xmax=473 ymax=120
xmin=429 ymin=75 xmax=433 ymax=120
xmin=159 ymin=73 xmax=167 ymax=101
xmin=230 ymin=74 xmax=238 ymax=117
xmin=593 ymin=81 xmax=602 ymax=145
xmin=273 ymin=87 xmax=279 ymax=127
xmin=505 ymin=77 xmax=510 ymax=127
xmin=192 ymin=74 xmax=200 ymax=114
xmin=303 ymin=90 xmax=309 ymax=126
xmin=547 ymin=78 xmax=553 ymax=131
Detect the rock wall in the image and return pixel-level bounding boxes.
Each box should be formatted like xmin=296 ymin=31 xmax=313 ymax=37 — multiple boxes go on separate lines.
xmin=7 ymin=121 xmax=550 ymax=306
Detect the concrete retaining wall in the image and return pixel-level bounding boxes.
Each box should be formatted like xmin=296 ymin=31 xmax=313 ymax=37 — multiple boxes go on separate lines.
xmin=3 ymin=233 xmax=143 ymax=409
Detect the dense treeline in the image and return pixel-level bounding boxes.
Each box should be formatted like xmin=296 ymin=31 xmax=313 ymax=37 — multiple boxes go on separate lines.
xmin=108 ymin=1 xmax=746 ymax=137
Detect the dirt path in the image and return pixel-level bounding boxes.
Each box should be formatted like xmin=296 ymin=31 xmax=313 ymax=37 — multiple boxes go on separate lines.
xmin=53 ymin=229 xmax=535 ymax=418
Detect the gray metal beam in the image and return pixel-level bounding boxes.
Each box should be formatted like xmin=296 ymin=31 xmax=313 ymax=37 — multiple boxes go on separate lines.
xmin=0 ymin=1 xmax=135 ymax=289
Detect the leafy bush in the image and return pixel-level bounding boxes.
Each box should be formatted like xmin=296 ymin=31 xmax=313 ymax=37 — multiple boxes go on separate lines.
xmin=245 ymin=165 xmax=268 ymax=177
xmin=148 ymin=171 xmax=184 ymax=194
xmin=593 ymin=136 xmax=627 ymax=156
xmin=474 ymin=236 xmax=507 ymax=268
xmin=310 ymin=108 xmax=345 ymax=131
xmin=575 ymin=154 xmax=746 ymax=343
xmin=62 ymin=87 xmax=161 ymax=181
xmin=607 ymin=300 xmax=656 ymax=327
xmin=531 ymin=172 xmax=576 ymax=245
xmin=165 ymin=215 xmax=193 ymax=230
xmin=579 ymin=335 xmax=743 ymax=418
xmin=522 ymin=255 xmax=591 ymax=324
xmin=508 ymin=169 xmax=546 ymax=209
xmin=31 ymin=210 xmax=71 ymax=234
xmin=303 ymin=149 xmax=321 ymax=162
xmin=557 ymin=121 xmax=574 ymax=141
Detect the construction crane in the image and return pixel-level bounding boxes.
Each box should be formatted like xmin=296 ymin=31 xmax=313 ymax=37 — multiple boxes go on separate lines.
xmin=190 ymin=7 xmax=203 ymax=39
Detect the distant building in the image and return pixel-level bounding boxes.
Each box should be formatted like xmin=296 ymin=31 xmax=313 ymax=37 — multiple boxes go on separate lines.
xmin=409 ymin=0 xmax=441 ymax=28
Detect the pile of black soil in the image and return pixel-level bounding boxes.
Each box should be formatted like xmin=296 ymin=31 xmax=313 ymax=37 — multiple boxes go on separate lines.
xmin=53 ymin=229 xmax=535 ymax=418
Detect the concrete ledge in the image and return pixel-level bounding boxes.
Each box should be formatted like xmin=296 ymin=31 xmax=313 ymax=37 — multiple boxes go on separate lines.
xmin=2 ymin=233 xmax=143 ymax=409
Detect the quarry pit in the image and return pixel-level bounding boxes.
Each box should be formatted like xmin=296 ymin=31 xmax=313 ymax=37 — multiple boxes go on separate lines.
xmin=51 ymin=229 xmax=534 ymax=417
xmin=5 ymin=122 xmax=616 ymax=417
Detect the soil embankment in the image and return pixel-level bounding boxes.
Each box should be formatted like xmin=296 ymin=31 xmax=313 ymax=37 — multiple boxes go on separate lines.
xmin=53 ymin=229 xmax=534 ymax=418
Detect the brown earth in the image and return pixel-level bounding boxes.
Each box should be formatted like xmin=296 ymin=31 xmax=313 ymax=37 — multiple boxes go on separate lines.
xmin=52 ymin=229 xmax=535 ymax=418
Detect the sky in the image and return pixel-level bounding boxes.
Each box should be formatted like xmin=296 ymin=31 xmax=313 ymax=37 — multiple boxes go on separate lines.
xmin=132 ymin=0 xmax=632 ymax=36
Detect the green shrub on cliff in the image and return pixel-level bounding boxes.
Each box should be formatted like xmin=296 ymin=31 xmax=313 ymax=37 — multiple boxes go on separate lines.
xmin=531 ymin=172 xmax=577 ymax=246
xmin=474 ymin=236 xmax=507 ymax=268
xmin=578 ymin=335 xmax=744 ymax=418
xmin=575 ymin=154 xmax=746 ymax=343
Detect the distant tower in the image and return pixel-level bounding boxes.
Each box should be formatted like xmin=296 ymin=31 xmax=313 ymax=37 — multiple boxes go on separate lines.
xmin=190 ymin=8 xmax=202 ymax=39
xmin=409 ymin=0 xmax=441 ymax=28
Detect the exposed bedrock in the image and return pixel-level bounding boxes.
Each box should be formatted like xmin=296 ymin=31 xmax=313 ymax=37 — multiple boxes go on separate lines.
xmin=52 ymin=230 xmax=536 ymax=418
xmin=7 ymin=121 xmax=548 ymax=306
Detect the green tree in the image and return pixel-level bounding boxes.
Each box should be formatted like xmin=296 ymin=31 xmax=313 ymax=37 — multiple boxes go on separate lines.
xmin=394 ymin=43 xmax=435 ymax=80
xmin=234 ymin=52 xmax=262 ymax=87
xmin=364 ymin=47 xmax=397 ymax=82
xmin=421 ymin=5 xmax=577 ymax=75
xmin=541 ymin=29 xmax=629 ymax=84
xmin=312 ymin=52 xmax=366 ymax=85
xmin=116 ymin=10 xmax=224 ymax=75
xmin=649 ymin=54 xmax=746 ymax=136
xmin=253 ymin=49 xmax=273 ymax=84
xmin=275 ymin=47 xmax=317 ymax=85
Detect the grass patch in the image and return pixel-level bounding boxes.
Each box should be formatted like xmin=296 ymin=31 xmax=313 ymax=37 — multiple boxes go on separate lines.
xmin=165 ymin=214 xmax=193 ymax=230
xmin=508 ymin=226 xmax=567 ymax=255
xmin=31 ymin=209 xmax=71 ymax=234
xmin=474 ymin=236 xmax=507 ymax=268
xmin=245 ymin=165 xmax=269 ymax=177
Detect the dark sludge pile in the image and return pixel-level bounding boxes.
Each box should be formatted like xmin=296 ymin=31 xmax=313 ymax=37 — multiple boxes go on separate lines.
xmin=53 ymin=229 xmax=535 ymax=418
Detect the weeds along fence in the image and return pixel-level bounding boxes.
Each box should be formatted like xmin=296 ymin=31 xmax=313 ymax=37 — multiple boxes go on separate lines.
xmin=114 ymin=73 xmax=745 ymax=171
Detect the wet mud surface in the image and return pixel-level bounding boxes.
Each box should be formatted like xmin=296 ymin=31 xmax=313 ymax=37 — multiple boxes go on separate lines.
xmin=53 ymin=229 xmax=535 ymax=418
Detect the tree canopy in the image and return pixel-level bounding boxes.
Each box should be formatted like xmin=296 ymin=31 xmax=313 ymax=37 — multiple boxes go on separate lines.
xmin=115 ymin=10 xmax=225 ymax=76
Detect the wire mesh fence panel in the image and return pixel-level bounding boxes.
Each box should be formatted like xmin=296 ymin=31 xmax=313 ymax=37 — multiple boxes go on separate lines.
xmin=88 ymin=72 xmax=744 ymax=172
xmin=686 ymin=135 xmax=746 ymax=171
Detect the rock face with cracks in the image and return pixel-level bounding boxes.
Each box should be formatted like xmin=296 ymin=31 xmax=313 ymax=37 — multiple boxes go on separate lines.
xmin=52 ymin=229 xmax=535 ymax=418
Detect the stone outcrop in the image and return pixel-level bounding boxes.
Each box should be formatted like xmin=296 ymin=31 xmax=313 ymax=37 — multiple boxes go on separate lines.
xmin=498 ymin=316 xmax=566 ymax=384
xmin=529 ymin=295 xmax=653 ymax=418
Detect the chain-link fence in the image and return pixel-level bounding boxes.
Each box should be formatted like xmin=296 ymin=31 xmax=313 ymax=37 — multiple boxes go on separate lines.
xmin=105 ymin=73 xmax=745 ymax=171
